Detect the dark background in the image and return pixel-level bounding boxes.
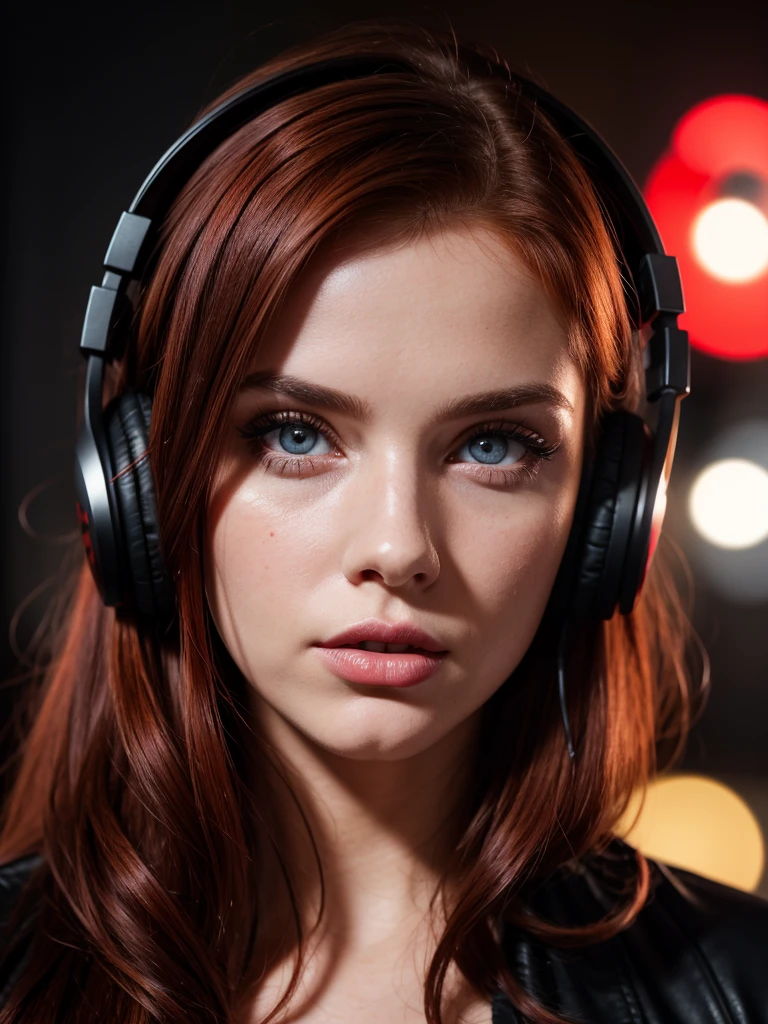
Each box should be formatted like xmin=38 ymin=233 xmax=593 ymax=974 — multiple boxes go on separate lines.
xmin=5 ymin=0 xmax=768 ymax=886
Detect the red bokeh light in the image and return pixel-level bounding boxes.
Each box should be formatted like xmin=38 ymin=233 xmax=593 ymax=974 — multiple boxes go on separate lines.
xmin=644 ymin=95 xmax=768 ymax=361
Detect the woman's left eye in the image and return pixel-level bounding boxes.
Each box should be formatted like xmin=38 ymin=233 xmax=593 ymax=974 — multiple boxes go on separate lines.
xmin=448 ymin=421 xmax=560 ymax=481
xmin=454 ymin=431 xmax=528 ymax=468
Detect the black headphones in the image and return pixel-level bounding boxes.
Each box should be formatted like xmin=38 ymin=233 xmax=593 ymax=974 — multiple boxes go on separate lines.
xmin=74 ymin=54 xmax=690 ymax=624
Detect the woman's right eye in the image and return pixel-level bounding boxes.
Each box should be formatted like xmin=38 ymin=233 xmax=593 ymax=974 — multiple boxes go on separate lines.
xmin=238 ymin=411 xmax=341 ymax=464
xmin=252 ymin=421 xmax=335 ymax=457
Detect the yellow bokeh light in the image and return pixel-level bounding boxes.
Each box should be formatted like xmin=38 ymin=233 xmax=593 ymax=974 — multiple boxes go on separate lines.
xmin=616 ymin=774 xmax=765 ymax=892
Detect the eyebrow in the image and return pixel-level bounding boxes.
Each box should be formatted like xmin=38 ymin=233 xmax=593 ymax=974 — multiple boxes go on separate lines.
xmin=238 ymin=371 xmax=574 ymax=423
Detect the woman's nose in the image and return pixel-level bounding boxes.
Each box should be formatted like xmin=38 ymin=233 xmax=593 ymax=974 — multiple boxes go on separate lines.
xmin=339 ymin=451 xmax=441 ymax=590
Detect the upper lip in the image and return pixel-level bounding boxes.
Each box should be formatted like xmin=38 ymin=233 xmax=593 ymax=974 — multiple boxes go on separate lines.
xmin=316 ymin=619 xmax=448 ymax=653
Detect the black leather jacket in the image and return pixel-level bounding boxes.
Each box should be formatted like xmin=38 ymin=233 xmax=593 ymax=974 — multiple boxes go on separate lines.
xmin=1 ymin=844 xmax=767 ymax=1021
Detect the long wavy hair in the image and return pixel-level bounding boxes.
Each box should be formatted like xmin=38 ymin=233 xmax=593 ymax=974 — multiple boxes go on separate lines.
xmin=0 ymin=20 xmax=703 ymax=1024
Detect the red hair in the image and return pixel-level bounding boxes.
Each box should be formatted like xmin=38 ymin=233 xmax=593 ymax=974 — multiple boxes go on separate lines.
xmin=0 ymin=20 xmax=703 ymax=1024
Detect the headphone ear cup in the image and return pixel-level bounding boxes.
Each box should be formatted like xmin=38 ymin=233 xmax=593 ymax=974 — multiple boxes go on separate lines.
xmin=571 ymin=411 xmax=647 ymax=620
xmin=105 ymin=391 xmax=175 ymax=618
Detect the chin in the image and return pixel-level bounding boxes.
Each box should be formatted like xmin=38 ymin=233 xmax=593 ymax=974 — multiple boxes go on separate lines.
xmin=315 ymin=736 xmax=436 ymax=762
xmin=290 ymin=702 xmax=474 ymax=764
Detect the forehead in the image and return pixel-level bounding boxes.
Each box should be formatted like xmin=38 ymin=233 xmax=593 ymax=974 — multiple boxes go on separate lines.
xmin=248 ymin=223 xmax=581 ymax=411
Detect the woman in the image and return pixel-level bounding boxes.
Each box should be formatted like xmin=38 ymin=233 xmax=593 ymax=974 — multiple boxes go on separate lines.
xmin=0 ymin=19 xmax=765 ymax=1024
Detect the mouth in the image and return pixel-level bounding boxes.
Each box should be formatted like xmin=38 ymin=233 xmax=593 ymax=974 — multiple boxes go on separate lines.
xmin=336 ymin=641 xmax=445 ymax=655
xmin=317 ymin=619 xmax=448 ymax=654
xmin=312 ymin=642 xmax=447 ymax=687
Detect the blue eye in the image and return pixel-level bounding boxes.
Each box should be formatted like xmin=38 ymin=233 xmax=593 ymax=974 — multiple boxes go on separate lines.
xmin=276 ymin=423 xmax=320 ymax=455
xmin=461 ymin=432 xmax=528 ymax=466
xmin=239 ymin=414 xmax=336 ymax=457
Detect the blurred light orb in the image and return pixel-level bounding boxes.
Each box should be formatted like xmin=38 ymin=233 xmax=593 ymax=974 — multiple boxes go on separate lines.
xmin=644 ymin=94 xmax=768 ymax=359
xmin=691 ymin=198 xmax=768 ymax=283
xmin=617 ymin=774 xmax=765 ymax=893
xmin=689 ymin=458 xmax=768 ymax=549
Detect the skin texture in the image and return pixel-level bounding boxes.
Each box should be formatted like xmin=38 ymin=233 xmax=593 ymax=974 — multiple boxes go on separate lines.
xmin=204 ymin=223 xmax=586 ymax=1022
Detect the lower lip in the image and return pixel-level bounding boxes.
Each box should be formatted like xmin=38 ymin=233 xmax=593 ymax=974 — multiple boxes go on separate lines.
xmin=312 ymin=646 xmax=446 ymax=687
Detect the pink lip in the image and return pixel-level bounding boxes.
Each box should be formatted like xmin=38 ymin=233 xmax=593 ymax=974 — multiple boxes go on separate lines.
xmin=313 ymin=618 xmax=449 ymax=688
xmin=317 ymin=618 xmax=447 ymax=653
xmin=313 ymin=646 xmax=445 ymax=687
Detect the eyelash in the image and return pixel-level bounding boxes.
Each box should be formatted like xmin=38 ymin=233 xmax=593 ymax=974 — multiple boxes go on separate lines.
xmin=237 ymin=409 xmax=561 ymax=487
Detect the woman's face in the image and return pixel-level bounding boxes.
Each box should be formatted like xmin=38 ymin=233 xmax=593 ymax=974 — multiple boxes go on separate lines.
xmin=205 ymin=223 xmax=586 ymax=762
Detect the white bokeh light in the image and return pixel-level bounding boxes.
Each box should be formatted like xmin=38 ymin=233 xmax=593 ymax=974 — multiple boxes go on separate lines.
xmin=689 ymin=458 xmax=768 ymax=549
xmin=691 ymin=198 xmax=768 ymax=283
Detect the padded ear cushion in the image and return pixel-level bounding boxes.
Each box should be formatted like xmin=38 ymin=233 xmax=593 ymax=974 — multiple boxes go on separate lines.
xmin=571 ymin=411 xmax=647 ymax=619
xmin=105 ymin=391 xmax=174 ymax=617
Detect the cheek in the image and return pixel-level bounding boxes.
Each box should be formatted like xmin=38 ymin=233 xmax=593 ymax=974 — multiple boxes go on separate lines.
xmin=449 ymin=488 xmax=573 ymax=654
xmin=459 ymin=487 xmax=570 ymax=577
xmin=204 ymin=485 xmax=333 ymax=669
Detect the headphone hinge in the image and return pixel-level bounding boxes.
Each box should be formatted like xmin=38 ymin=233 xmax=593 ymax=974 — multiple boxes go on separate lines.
xmin=104 ymin=211 xmax=153 ymax=276
xmin=645 ymin=322 xmax=691 ymax=401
